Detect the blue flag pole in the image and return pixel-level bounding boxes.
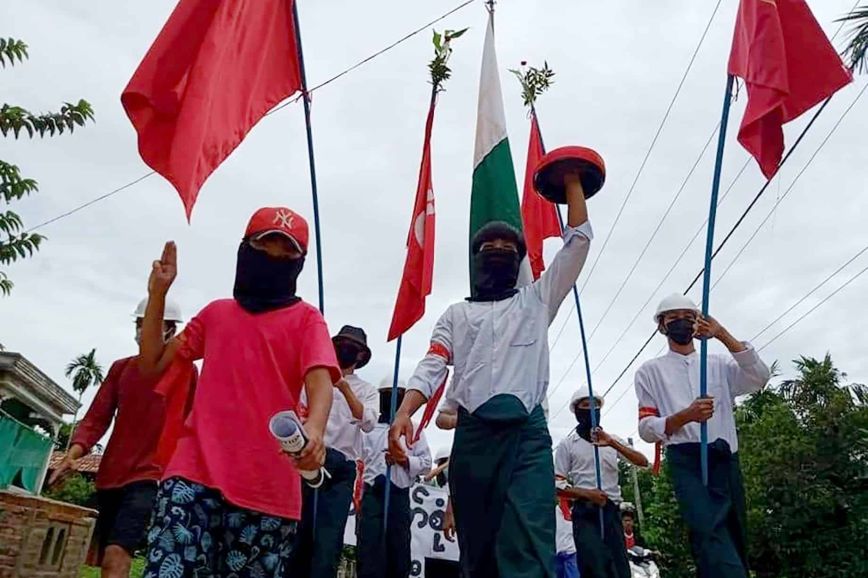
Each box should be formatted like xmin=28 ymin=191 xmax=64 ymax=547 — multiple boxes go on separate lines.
xmin=699 ymin=74 xmax=735 ymax=486
xmin=382 ymin=335 xmax=403 ymax=540
xmin=535 ymin=108 xmax=605 ymax=537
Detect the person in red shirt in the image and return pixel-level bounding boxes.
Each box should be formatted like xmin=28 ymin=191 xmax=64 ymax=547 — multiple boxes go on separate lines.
xmin=49 ymin=297 xmax=195 ymax=578
xmin=139 ymin=207 xmax=339 ymax=578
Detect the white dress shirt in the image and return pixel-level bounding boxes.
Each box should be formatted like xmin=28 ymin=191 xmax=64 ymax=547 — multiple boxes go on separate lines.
xmin=361 ymin=422 xmax=432 ymax=489
xmin=635 ymin=345 xmax=770 ymax=452
xmin=323 ymin=373 xmax=379 ymax=461
xmin=555 ymin=506 xmax=576 ymax=555
xmin=555 ymin=430 xmax=623 ymax=503
xmin=408 ymin=222 xmax=593 ymax=414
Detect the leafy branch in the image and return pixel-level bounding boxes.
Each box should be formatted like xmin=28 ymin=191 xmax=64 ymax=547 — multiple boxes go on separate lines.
xmin=839 ymin=5 xmax=868 ymax=73
xmin=510 ymin=61 xmax=556 ymax=108
xmin=0 ymin=38 xmax=28 ymax=67
xmin=429 ymin=28 xmax=468 ymax=92
xmin=0 ymin=100 xmax=95 ymax=139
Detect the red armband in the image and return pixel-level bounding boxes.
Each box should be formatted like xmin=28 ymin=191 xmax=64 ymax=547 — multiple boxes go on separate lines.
xmin=638 ymin=407 xmax=662 ymax=476
xmin=428 ymin=342 xmax=451 ymax=363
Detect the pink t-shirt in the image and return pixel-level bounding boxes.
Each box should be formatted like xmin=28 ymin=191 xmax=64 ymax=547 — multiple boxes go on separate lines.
xmin=163 ymin=299 xmax=340 ymax=520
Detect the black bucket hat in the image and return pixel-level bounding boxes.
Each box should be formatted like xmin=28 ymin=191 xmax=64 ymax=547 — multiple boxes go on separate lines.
xmin=332 ymin=325 xmax=372 ymax=368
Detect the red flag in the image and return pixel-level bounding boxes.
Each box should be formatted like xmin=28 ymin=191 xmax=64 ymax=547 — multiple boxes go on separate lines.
xmin=520 ymin=112 xmax=561 ymax=280
xmin=122 ymin=0 xmax=302 ymax=220
xmin=388 ymin=100 xmax=437 ymax=341
xmin=728 ymin=0 xmax=852 ymax=179
xmin=413 ymin=372 xmax=449 ymax=444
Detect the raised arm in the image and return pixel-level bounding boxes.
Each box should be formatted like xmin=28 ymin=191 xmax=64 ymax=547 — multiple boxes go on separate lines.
xmin=140 ymin=242 xmax=182 ymax=376
xmin=695 ymin=316 xmax=771 ymax=397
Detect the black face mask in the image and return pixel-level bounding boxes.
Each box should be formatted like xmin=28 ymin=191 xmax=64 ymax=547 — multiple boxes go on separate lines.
xmin=233 ymin=241 xmax=304 ymax=314
xmin=469 ymin=248 xmax=521 ymax=302
xmin=665 ymin=318 xmax=695 ymax=346
xmin=574 ymin=408 xmax=601 ymax=442
xmin=378 ymin=389 xmax=405 ymax=424
xmin=335 ymin=343 xmax=360 ymax=370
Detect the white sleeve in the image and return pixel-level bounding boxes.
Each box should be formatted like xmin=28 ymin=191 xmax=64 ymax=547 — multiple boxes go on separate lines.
xmin=406 ymin=431 xmax=433 ymax=480
xmin=635 ymin=366 xmax=668 ymax=444
xmin=358 ymin=382 xmax=380 ymax=433
xmin=407 ymin=308 xmax=452 ymax=400
xmin=554 ymin=439 xmax=571 ymax=481
xmin=726 ymin=344 xmax=771 ymax=397
xmin=532 ymin=222 xmax=593 ymax=324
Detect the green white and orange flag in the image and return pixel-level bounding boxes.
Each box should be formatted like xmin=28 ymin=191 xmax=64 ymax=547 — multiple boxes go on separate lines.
xmin=469 ymin=10 xmax=532 ymax=288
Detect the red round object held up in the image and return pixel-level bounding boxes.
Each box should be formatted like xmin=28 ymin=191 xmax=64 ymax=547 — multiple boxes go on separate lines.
xmin=533 ymin=146 xmax=606 ymax=203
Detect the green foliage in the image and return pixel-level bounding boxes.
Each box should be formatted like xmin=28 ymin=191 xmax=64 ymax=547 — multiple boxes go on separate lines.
xmin=66 ymin=349 xmax=105 ymax=396
xmin=510 ymin=62 xmax=556 ymax=108
xmin=1 ymin=36 xmax=94 ymax=295
xmin=429 ymin=28 xmax=467 ymax=92
xmin=840 ymin=5 xmax=868 ymax=73
xmin=43 ymin=472 xmax=95 ymax=507
xmin=633 ymin=354 xmax=868 ymax=578
xmin=80 ymin=558 xmax=145 ymax=578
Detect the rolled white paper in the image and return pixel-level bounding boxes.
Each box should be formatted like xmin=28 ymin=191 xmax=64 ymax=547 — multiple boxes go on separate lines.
xmin=269 ymin=410 xmax=327 ymax=488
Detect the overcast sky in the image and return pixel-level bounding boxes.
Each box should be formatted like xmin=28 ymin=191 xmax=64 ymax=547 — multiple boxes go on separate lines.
xmin=2 ymin=0 xmax=866 ymax=459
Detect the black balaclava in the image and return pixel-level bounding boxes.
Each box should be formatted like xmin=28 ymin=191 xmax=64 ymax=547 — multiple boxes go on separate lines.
xmin=233 ymin=240 xmax=304 ymax=314
xmin=574 ymin=405 xmax=601 ymax=442
xmin=468 ymin=221 xmax=527 ymax=302
xmin=335 ymin=342 xmax=360 ymax=370
xmin=378 ymin=389 xmax=406 ymax=424
xmin=664 ymin=318 xmax=695 ymax=346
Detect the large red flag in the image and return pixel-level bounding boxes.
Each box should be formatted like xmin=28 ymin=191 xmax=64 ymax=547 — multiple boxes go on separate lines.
xmin=728 ymin=0 xmax=852 ymax=179
xmin=521 ymin=112 xmax=561 ymax=280
xmin=387 ymin=100 xmax=436 ymax=341
xmin=122 ymin=0 xmax=302 ymax=220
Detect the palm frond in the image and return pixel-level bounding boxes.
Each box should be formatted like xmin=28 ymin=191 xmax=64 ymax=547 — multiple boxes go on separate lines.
xmin=839 ymin=6 xmax=868 ymax=73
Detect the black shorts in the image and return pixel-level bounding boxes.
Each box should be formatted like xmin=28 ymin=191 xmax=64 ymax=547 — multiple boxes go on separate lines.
xmin=95 ymin=480 xmax=158 ymax=555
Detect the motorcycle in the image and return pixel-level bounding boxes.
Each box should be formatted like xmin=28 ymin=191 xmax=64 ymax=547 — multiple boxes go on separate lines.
xmin=627 ymin=546 xmax=660 ymax=578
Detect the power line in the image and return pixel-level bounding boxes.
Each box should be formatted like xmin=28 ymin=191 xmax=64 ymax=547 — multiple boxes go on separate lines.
xmin=577 ymin=0 xmax=724 ymax=295
xmin=23 ymin=0 xmax=479 ymax=233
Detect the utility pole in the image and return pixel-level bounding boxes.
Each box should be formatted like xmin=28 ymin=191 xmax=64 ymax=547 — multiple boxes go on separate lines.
xmin=628 ymin=437 xmax=645 ymax=525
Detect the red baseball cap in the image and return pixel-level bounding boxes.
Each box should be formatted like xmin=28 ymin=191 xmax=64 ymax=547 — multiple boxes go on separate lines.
xmin=244 ymin=207 xmax=309 ymax=253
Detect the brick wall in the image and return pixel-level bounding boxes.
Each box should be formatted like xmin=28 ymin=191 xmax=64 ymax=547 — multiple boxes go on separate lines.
xmin=0 ymin=490 xmax=96 ymax=578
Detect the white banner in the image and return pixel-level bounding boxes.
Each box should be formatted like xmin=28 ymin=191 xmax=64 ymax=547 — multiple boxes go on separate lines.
xmin=343 ymin=484 xmax=460 ymax=577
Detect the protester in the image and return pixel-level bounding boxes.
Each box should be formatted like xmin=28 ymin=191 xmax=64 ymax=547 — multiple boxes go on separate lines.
xmin=50 ymin=298 xmax=195 ymax=578
xmin=555 ymin=500 xmax=579 ymax=578
xmin=620 ymin=509 xmax=645 ymax=550
xmin=390 ymin=170 xmax=592 ymax=577
xmin=635 ymin=293 xmax=770 ymax=578
xmin=555 ymin=387 xmax=648 ymax=578
xmin=357 ymin=381 xmax=432 ymax=578
xmin=138 ymin=207 xmax=340 ymax=578
xmin=294 ymin=325 xmax=378 ymax=578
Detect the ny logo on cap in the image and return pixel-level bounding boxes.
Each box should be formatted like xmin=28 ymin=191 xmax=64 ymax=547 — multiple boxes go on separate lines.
xmin=274 ymin=209 xmax=295 ymax=230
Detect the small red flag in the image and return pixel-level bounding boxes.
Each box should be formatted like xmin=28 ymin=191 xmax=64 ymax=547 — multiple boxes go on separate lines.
xmin=521 ymin=112 xmax=561 ymax=280
xmin=388 ymin=100 xmax=437 ymax=341
xmin=728 ymin=0 xmax=852 ymax=179
xmin=122 ymin=0 xmax=303 ymax=220
xmin=414 ymin=373 xmax=448 ymax=444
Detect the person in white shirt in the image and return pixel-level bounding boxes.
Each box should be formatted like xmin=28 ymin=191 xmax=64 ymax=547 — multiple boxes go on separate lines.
xmin=635 ymin=294 xmax=770 ymax=578
xmin=294 ymin=325 xmax=379 ymax=578
xmin=555 ymin=501 xmax=579 ymax=578
xmin=390 ymin=171 xmax=591 ymax=577
xmin=357 ymin=381 xmax=431 ymax=578
xmin=555 ymin=387 xmax=648 ymax=578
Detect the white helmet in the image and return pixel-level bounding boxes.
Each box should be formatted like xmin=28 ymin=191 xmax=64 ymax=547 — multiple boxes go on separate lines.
xmin=133 ymin=297 xmax=184 ymax=323
xmin=653 ymin=293 xmax=700 ymax=323
xmin=378 ymin=377 xmax=407 ymax=392
xmin=434 ymin=446 xmax=451 ymax=462
xmin=569 ymin=386 xmax=604 ymax=412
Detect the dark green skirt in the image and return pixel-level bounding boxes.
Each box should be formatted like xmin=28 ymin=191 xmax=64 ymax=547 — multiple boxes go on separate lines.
xmin=667 ymin=440 xmax=749 ymax=578
xmin=450 ymin=394 xmax=555 ymax=578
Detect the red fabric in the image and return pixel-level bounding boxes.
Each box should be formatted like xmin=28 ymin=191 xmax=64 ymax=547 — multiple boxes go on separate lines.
xmin=638 ymin=406 xmax=662 ymax=475
xmin=521 ymin=113 xmax=561 ymax=280
xmin=728 ymin=0 xmax=851 ymax=179
xmin=164 ymin=299 xmax=341 ymax=520
xmin=414 ymin=373 xmax=449 ymax=444
xmin=625 ymin=532 xmax=636 ymax=550
xmin=121 ymin=0 xmax=302 ymax=220
xmin=353 ymin=460 xmax=365 ymax=513
xmin=71 ymin=357 xmax=197 ymax=490
xmin=427 ymin=342 xmax=451 ymax=363
xmin=388 ymin=100 xmax=437 ymax=341
xmin=152 ymin=359 xmax=198 ymax=469
xmin=558 ymin=497 xmax=572 ymax=522
xmin=244 ymin=207 xmax=309 ymax=250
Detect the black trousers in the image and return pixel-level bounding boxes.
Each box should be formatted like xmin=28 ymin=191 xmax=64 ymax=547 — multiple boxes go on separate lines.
xmin=292 ymin=448 xmax=357 ymax=578
xmin=356 ymin=475 xmax=411 ymax=578
xmin=571 ymin=500 xmax=630 ymax=578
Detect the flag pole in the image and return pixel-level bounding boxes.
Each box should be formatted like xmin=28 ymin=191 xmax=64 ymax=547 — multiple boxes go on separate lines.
xmin=292 ymin=0 xmax=325 ymax=314
xmin=382 ymin=335 xmax=403 ymax=539
xmin=534 ymin=106 xmax=605 ymax=537
xmin=699 ymin=74 xmax=735 ymax=486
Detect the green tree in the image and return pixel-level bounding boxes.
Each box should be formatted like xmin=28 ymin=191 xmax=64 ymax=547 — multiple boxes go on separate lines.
xmin=42 ymin=472 xmax=95 ymax=507
xmin=1 ymin=37 xmax=94 ymax=295
xmin=841 ymin=4 xmax=868 ymax=73
xmin=64 ymin=349 xmax=104 ymax=449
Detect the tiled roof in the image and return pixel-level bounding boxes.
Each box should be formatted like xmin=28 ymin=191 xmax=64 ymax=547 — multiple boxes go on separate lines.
xmin=48 ymin=451 xmax=102 ymax=474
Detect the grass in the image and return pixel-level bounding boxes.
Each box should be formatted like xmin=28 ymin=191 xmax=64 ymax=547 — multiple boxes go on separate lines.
xmin=78 ymin=557 xmax=145 ymax=578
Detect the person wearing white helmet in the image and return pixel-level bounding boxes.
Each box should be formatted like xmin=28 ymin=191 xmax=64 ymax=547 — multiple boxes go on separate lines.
xmin=357 ymin=379 xmax=432 ymax=578
xmin=635 ymin=293 xmax=770 ymax=578
xmin=49 ymin=297 xmax=196 ymax=578
xmin=555 ymin=387 xmax=648 ymax=578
